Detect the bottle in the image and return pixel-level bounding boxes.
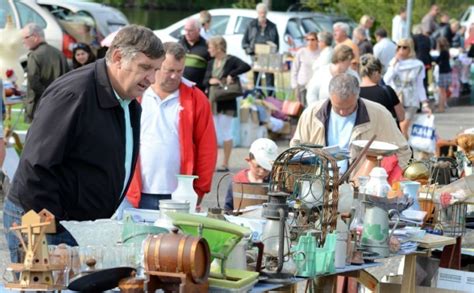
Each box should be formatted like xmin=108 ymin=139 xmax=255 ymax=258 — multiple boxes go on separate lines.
xmin=171 ymin=175 xmax=199 ymax=212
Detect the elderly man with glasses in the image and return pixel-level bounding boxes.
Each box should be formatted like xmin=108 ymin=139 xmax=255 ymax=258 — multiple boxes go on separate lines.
xmin=21 ymin=23 xmax=69 ymax=122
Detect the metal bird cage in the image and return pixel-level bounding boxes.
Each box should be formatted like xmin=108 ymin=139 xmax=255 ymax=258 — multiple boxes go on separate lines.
xmin=268 ymin=146 xmax=340 ymax=244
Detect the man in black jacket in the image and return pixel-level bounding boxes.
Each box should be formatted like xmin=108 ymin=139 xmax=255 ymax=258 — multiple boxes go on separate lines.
xmin=3 ymin=25 xmax=165 ymax=263
xmin=178 ymin=18 xmax=210 ymax=91
xmin=242 ymin=3 xmax=279 ymax=95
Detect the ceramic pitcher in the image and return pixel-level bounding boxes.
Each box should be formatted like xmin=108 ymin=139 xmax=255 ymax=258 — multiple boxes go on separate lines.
xmin=361 ymin=206 xmax=400 ymax=258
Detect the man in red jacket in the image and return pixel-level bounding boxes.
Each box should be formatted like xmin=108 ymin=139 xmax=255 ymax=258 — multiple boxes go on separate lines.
xmin=125 ymin=42 xmax=217 ymax=211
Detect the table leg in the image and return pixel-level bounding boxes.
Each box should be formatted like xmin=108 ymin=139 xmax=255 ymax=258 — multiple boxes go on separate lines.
xmin=440 ymin=236 xmax=462 ymax=269
xmin=401 ymin=254 xmax=417 ymax=293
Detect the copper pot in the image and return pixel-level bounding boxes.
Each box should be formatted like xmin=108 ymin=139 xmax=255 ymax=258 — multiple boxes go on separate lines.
xmin=143 ymin=229 xmax=210 ymax=284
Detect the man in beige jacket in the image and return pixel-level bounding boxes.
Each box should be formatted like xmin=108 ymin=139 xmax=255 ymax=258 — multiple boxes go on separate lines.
xmin=291 ymin=73 xmax=411 ymax=175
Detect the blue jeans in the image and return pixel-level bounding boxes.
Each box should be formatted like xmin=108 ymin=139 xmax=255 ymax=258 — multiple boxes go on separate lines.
xmin=3 ymin=198 xmax=78 ymax=263
xmin=139 ymin=193 xmax=171 ymax=210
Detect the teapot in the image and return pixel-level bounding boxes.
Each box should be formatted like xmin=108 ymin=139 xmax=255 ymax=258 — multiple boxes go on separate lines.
xmin=365 ymin=167 xmax=391 ymax=198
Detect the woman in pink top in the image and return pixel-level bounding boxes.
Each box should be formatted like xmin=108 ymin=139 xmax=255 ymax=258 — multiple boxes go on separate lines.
xmin=290 ymin=32 xmax=320 ymax=106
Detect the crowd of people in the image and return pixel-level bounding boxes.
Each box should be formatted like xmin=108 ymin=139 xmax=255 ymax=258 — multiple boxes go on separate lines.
xmin=2 ymin=3 xmax=474 ymax=262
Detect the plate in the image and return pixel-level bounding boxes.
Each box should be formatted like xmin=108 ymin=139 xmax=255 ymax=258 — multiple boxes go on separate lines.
xmin=401 ymin=210 xmax=427 ymax=222
xmin=351 ymin=140 xmax=399 ymax=157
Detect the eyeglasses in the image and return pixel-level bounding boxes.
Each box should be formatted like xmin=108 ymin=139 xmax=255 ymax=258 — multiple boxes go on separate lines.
xmin=306 ymin=38 xmax=317 ymax=41
xmin=23 ymin=35 xmax=33 ymax=40
xmin=397 ymin=45 xmax=409 ymax=50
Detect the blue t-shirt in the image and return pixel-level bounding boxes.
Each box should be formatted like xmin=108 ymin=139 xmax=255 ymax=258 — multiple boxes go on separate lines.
xmin=327 ymin=108 xmax=357 ymax=173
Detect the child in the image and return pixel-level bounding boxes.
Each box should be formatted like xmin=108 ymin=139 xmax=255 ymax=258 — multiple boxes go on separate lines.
xmin=224 ymin=138 xmax=278 ymax=211
xmin=434 ymin=37 xmax=452 ymax=113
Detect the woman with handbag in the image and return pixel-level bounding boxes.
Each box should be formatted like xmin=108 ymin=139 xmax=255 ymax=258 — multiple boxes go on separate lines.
xmin=359 ymin=54 xmax=405 ymax=126
xmin=204 ymin=36 xmax=251 ymax=172
xmin=384 ymin=38 xmax=431 ymax=139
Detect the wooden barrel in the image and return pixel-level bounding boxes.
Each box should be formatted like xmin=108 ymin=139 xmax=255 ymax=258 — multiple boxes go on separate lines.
xmin=143 ymin=229 xmax=210 ymax=284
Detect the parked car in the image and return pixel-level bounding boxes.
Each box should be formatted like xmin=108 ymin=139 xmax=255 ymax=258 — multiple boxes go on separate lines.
xmin=37 ymin=0 xmax=129 ymax=45
xmin=153 ymin=8 xmax=356 ymax=64
xmin=1 ymin=0 xmax=65 ymax=62
xmin=0 ymin=0 xmax=128 ymax=63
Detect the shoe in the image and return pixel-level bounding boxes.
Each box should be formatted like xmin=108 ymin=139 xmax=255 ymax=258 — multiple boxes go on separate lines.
xmin=216 ymin=166 xmax=230 ymax=172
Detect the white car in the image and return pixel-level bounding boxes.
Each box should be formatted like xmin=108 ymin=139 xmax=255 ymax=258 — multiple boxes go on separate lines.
xmin=1 ymin=0 xmax=65 ymax=62
xmin=0 ymin=0 xmax=128 ymax=62
xmin=37 ymin=0 xmax=129 ymax=42
xmin=460 ymin=5 xmax=474 ymax=40
xmin=153 ymin=8 xmax=356 ymax=64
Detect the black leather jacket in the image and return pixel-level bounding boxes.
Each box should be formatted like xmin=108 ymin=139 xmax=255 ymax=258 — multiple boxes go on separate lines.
xmin=241 ymin=18 xmax=279 ymax=56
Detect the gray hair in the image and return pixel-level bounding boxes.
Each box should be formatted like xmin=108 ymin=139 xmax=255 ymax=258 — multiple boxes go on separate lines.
xmin=328 ymin=73 xmax=360 ymax=99
xmin=24 ymin=23 xmax=45 ymax=39
xmin=256 ymin=3 xmax=267 ymax=13
xmin=333 ymin=22 xmax=350 ymax=35
xmin=318 ymin=31 xmax=333 ymax=46
xmin=185 ymin=18 xmax=201 ymax=30
xmin=163 ymin=42 xmax=186 ymax=60
xmin=354 ymin=27 xmax=366 ymax=39
xmin=105 ymin=25 xmax=164 ymax=64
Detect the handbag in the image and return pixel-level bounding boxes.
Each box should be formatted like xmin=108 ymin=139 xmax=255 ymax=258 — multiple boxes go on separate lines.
xmin=282 ymin=99 xmax=303 ymax=116
xmin=408 ymin=114 xmax=436 ymax=154
xmin=210 ymin=79 xmax=243 ymax=102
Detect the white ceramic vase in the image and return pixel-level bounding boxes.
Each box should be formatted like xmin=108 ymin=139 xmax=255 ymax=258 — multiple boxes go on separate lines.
xmin=365 ymin=167 xmax=391 ymax=198
xmin=171 ymin=175 xmax=199 ymax=212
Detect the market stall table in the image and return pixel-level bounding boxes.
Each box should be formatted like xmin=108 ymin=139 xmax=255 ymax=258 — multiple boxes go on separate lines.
xmin=251 ymin=262 xmax=382 ymax=292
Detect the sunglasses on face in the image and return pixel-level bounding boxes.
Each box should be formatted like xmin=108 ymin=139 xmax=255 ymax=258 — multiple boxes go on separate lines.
xmin=306 ymin=38 xmax=317 ymax=41
xmin=397 ymin=45 xmax=409 ymax=50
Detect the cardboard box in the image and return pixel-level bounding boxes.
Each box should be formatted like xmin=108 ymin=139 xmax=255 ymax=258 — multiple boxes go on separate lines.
xmin=379 ymin=282 xmax=464 ymax=293
xmin=255 ymin=43 xmax=277 ymax=55
xmin=435 ymin=268 xmax=474 ymax=292
xmin=240 ymin=108 xmax=259 ymax=124
xmin=240 ymin=108 xmax=250 ymax=123
xmin=280 ymin=121 xmax=291 ymax=135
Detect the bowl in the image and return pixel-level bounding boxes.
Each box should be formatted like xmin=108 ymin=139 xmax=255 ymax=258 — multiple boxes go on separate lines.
xmin=351 ymin=140 xmax=399 ymax=157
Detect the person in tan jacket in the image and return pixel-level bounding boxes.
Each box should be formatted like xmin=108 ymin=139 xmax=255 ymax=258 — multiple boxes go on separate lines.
xmin=291 ymin=73 xmax=411 ymax=176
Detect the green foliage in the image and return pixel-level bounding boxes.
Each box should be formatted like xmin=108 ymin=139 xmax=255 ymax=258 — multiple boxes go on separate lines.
xmin=233 ymin=0 xmax=256 ymax=9
xmin=304 ymin=0 xmax=470 ymax=37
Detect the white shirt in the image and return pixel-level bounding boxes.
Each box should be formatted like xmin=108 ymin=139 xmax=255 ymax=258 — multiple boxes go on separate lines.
xmin=312 ymin=46 xmax=333 ymax=73
xmin=290 ymin=47 xmax=320 ymax=88
xmin=140 ymin=87 xmax=181 ymax=194
xmin=392 ymin=15 xmax=407 ymax=43
xmin=306 ymin=64 xmax=360 ymax=106
xmin=200 ymin=27 xmax=212 ymax=40
xmin=373 ymin=38 xmax=397 ymax=74
xmin=383 ymin=58 xmax=427 ymax=108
